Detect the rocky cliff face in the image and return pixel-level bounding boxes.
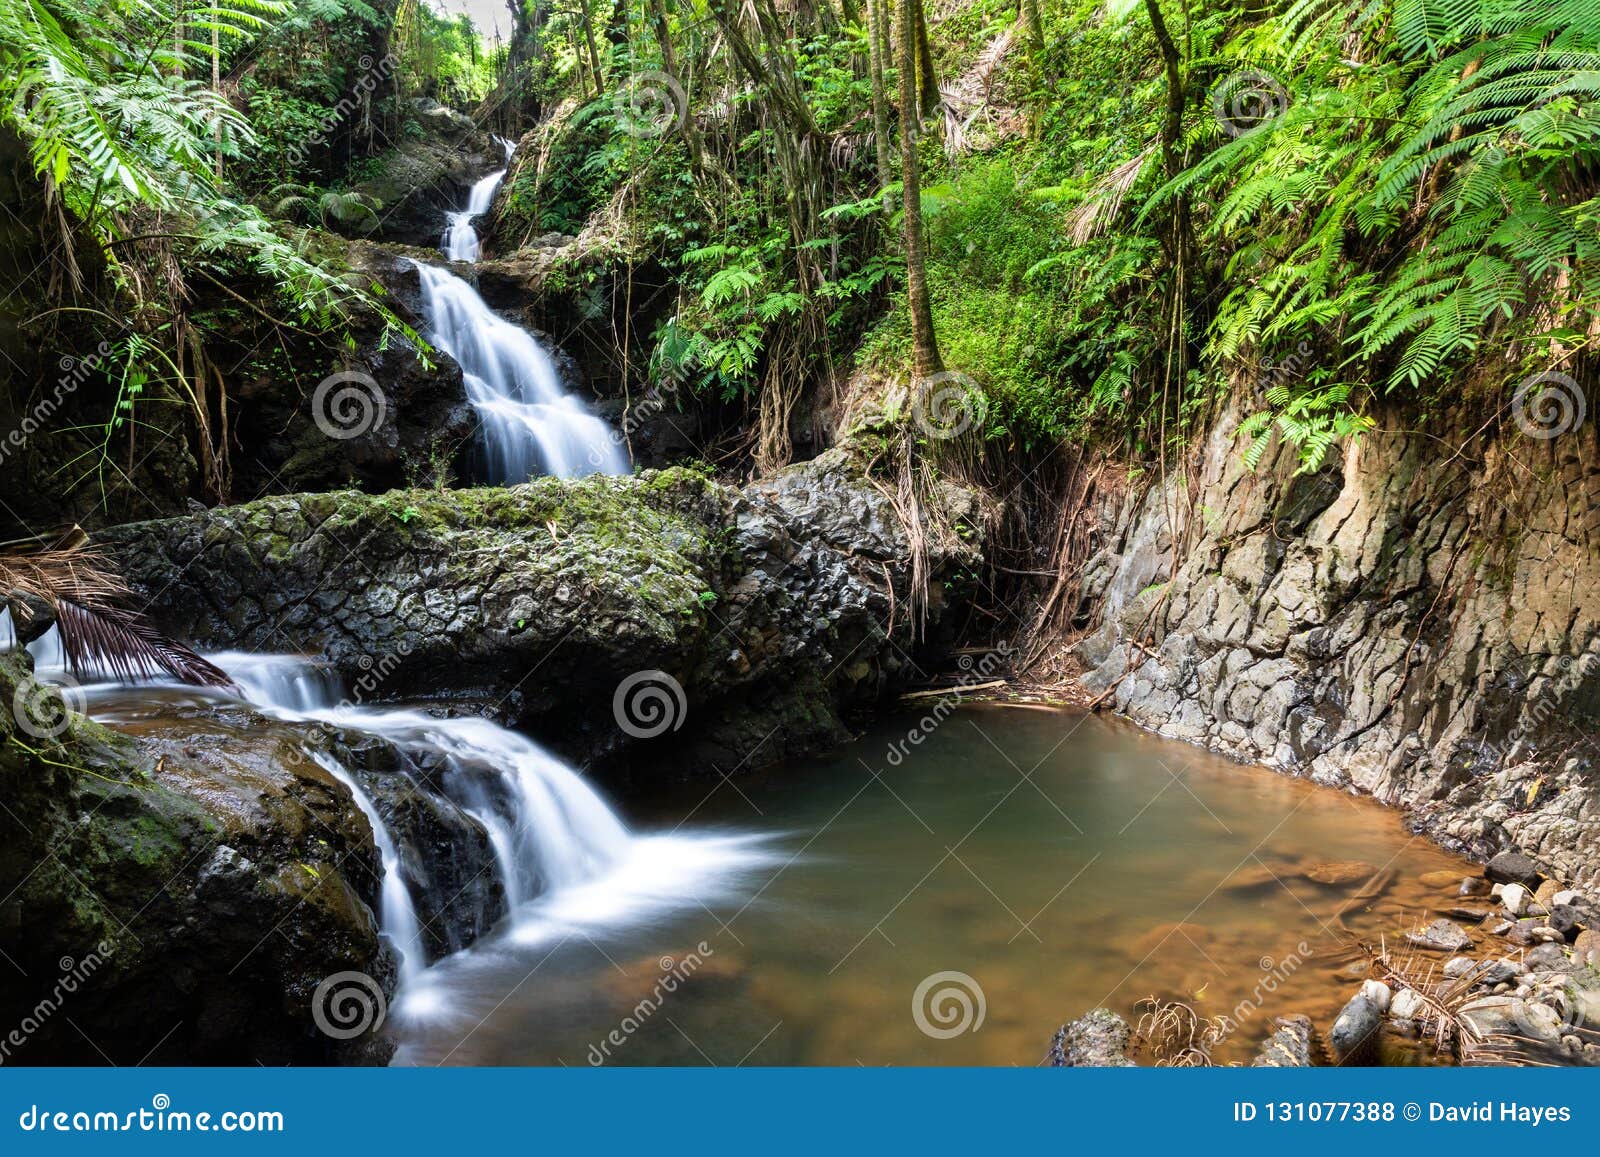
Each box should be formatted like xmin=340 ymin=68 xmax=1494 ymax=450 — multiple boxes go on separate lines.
xmin=0 ymin=653 xmax=395 ymax=1064
xmin=1073 ymin=403 xmax=1600 ymax=893
xmin=100 ymin=452 xmax=983 ymax=784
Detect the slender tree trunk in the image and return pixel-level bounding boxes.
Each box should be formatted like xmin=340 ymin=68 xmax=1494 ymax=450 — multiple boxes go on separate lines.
xmin=575 ymin=0 xmax=606 ymax=89
xmin=1019 ymin=0 xmax=1045 ymax=58
xmin=866 ymin=0 xmax=893 ymax=201
xmin=211 ymin=22 xmax=222 ymax=181
xmin=914 ymin=0 xmax=938 ymax=117
xmin=898 ymin=0 xmax=942 ymax=379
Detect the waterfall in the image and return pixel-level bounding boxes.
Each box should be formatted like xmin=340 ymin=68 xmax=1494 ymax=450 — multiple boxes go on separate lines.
xmin=27 ymin=641 xmax=770 ymax=1021
xmin=441 ymin=170 xmax=504 ymax=263
xmin=440 ymin=135 xmax=516 ymax=263
xmin=410 ymin=260 xmax=630 ymax=481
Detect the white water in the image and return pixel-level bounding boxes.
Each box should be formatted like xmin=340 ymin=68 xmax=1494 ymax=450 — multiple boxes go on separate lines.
xmin=440 ymin=135 xmax=515 ymax=263
xmin=411 ymin=261 xmax=630 ymax=481
xmin=441 ymin=170 xmax=504 ymax=262
xmin=19 ymin=640 xmax=770 ymax=1024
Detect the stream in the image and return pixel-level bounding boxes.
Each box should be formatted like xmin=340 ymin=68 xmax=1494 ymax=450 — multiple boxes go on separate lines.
xmin=60 ymin=648 xmax=1482 ymax=1067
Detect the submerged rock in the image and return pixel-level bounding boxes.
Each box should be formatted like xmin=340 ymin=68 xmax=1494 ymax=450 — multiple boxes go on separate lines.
xmin=1407 ymin=918 xmax=1473 ymax=953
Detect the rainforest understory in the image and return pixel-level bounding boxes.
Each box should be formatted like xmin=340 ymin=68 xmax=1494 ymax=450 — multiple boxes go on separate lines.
xmin=0 ymin=0 xmax=1597 ymax=1068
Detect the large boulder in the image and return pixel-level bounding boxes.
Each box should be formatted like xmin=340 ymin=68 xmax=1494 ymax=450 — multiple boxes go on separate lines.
xmin=100 ymin=452 xmax=985 ymax=783
xmin=0 ymin=652 xmax=394 ymax=1064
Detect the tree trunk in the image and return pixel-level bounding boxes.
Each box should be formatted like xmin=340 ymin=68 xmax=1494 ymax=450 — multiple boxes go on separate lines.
xmin=1019 ymin=0 xmax=1045 ymax=58
xmin=914 ymin=0 xmax=939 ymax=117
xmin=866 ymin=0 xmax=893 ymax=202
xmin=898 ymin=0 xmax=943 ymax=379
xmin=575 ymin=0 xmax=606 ymax=89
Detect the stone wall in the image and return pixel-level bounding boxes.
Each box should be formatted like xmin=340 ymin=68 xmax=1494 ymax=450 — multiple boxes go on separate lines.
xmin=1074 ymin=402 xmax=1600 ymax=893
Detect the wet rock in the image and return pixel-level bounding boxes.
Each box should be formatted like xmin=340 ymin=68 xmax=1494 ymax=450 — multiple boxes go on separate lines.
xmin=1407 ymin=918 xmax=1473 ymax=953
xmin=102 ymin=454 xmax=986 ymax=785
xmin=0 ymin=652 xmax=393 ymax=1065
xmin=1328 ymin=981 xmax=1389 ymax=1065
xmin=1443 ymin=956 xmax=1479 ymax=979
xmin=1527 ymin=942 xmax=1577 ymax=971
xmin=1440 ymin=906 xmax=1493 ymax=923
xmin=1458 ymin=877 xmax=1492 ymax=897
xmin=1485 ymin=852 xmax=1543 ymax=888
xmin=1390 ymin=988 xmax=1426 ymax=1021
xmin=1252 ymin=1015 xmax=1314 ymax=1067
xmin=1047 ymin=1008 xmax=1135 ymax=1067
xmin=1420 ymin=869 xmax=1464 ymax=888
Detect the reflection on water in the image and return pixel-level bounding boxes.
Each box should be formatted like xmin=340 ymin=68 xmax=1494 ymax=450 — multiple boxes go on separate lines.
xmin=394 ymin=705 xmax=1482 ymax=1066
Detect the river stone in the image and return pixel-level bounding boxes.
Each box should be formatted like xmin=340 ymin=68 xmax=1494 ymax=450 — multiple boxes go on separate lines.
xmin=1485 ymin=852 xmax=1543 ymax=888
xmin=1440 ymin=906 xmax=1493 ymax=923
xmin=1328 ymin=982 xmax=1388 ymax=1065
xmin=1549 ymin=904 xmax=1583 ymax=941
xmin=1459 ymin=995 xmax=1521 ymax=1039
xmin=1501 ymin=882 xmax=1531 ymax=917
xmin=1535 ymin=880 xmax=1562 ymax=908
xmin=1407 ymin=918 xmax=1473 ymax=953
xmin=1575 ymin=929 xmax=1600 ymax=967
xmin=1390 ymin=988 xmax=1426 ymax=1021
xmin=1303 ymin=860 xmax=1377 ymax=886
xmin=1252 ymin=1014 xmax=1313 ymax=1066
xmin=1459 ymin=877 xmax=1492 ymax=897
xmin=1047 ymin=1008 xmax=1135 ymax=1067
xmin=1443 ymin=956 xmax=1478 ymax=979
xmin=1420 ymin=869 xmax=1464 ymax=888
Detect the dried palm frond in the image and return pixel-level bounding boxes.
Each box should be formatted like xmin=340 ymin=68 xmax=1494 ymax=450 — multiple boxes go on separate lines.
xmin=1065 ymin=149 xmax=1154 ymax=246
xmin=1 ymin=531 xmax=232 ymax=689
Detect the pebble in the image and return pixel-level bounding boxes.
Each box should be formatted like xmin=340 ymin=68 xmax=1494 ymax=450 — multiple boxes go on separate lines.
xmin=1501 ymin=882 xmax=1530 ymax=916
xmin=1390 ymin=988 xmax=1426 ymax=1020
xmin=1459 ymin=877 xmax=1492 ymax=897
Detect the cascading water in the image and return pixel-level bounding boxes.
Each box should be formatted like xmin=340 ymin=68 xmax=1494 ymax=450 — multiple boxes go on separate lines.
xmin=441 ymin=170 xmax=504 ymax=263
xmin=22 ymin=637 xmax=770 ymax=1025
xmin=440 ymin=135 xmax=515 ymax=263
xmin=411 ymin=260 xmax=630 ymax=481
